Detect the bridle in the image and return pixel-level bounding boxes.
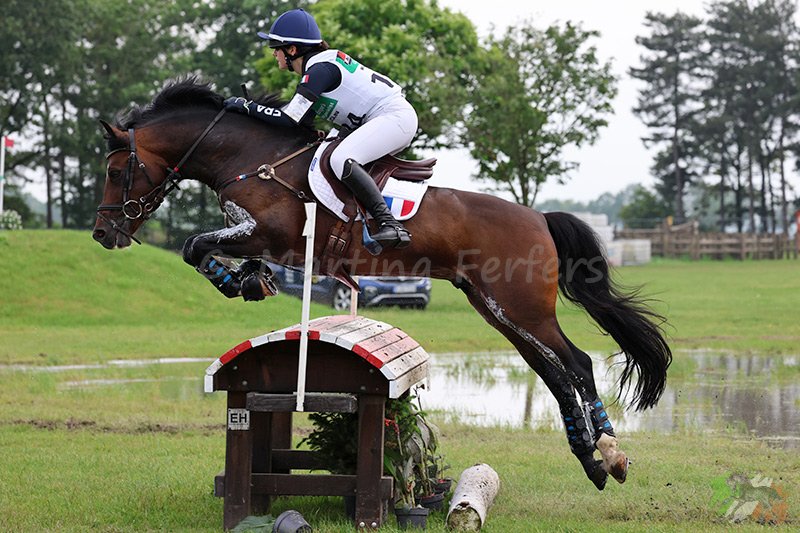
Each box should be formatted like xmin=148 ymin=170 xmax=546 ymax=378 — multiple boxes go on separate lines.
xmin=96 ymin=107 xmax=323 ymax=245
xmin=96 ymin=108 xmax=228 ymax=245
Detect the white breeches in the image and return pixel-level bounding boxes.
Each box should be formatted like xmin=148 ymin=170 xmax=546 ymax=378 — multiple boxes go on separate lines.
xmin=329 ymin=98 xmax=418 ymax=178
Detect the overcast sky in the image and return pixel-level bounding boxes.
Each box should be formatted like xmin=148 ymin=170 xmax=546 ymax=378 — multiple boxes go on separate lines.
xmin=431 ymin=0 xmax=711 ymax=203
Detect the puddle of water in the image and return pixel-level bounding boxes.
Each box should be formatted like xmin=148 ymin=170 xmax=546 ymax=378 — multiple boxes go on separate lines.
xmin=418 ymin=351 xmax=800 ymax=448
xmin=3 ymin=353 xmax=797 ymax=447
xmin=0 ymin=357 xmax=213 ymax=373
xmin=58 ymin=377 xmax=199 ymax=390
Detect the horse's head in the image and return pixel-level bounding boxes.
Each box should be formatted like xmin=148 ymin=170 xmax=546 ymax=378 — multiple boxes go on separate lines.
xmin=92 ymin=77 xmax=315 ymax=251
xmin=92 ymin=120 xmax=173 ymax=249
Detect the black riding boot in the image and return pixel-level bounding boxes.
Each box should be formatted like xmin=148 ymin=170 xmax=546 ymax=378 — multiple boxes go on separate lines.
xmin=341 ymin=159 xmax=411 ymax=250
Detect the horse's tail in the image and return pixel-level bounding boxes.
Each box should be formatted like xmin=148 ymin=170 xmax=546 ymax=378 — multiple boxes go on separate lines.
xmin=543 ymin=211 xmax=672 ymax=411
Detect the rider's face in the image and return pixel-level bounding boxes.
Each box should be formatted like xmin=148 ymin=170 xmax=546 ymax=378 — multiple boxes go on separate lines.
xmin=273 ymin=46 xmax=296 ymax=71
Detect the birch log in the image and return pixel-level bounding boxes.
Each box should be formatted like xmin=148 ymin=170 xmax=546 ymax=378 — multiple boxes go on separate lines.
xmin=446 ymin=463 xmax=500 ymax=531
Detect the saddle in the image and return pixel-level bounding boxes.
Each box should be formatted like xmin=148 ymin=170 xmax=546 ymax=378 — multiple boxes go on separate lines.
xmin=314 ymin=137 xmax=436 ymax=291
xmin=317 ymin=137 xmax=436 ymax=213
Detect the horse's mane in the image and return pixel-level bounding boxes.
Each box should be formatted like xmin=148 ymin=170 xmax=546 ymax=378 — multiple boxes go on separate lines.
xmin=107 ymin=77 xmax=298 ymax=152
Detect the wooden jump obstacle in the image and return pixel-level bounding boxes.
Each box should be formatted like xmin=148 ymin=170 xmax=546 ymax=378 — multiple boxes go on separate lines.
xmin=205 ymin=314 xmax=430 ymax=530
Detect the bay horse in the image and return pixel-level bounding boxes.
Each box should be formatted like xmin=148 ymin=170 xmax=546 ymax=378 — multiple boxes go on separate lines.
xmin=93 ymin=79 xmax=671 ymax=491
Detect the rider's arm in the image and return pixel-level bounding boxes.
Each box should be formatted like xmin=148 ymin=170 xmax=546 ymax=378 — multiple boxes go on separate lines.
xmin=281 ymin=62 xmax=341 ymax=125
xmin=223 ymin=97 xmax=297 ymax=128
xmin=223 ymin=62 xmax=341 ymax=129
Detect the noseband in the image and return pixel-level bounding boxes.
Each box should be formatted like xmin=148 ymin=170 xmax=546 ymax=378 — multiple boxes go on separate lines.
xmin=96 ymin=109 xmax=227 ymax=244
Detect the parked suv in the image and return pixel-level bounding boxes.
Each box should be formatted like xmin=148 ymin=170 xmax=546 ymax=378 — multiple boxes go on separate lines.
xmin=268 ymin=263 xmax=431 ymax=311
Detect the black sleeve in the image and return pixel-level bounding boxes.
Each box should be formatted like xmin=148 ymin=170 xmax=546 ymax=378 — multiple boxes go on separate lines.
xmin=247 ymin=103 xmax=297 ymax=128
xmin=299 ymin=62 xmax=342 ymax=97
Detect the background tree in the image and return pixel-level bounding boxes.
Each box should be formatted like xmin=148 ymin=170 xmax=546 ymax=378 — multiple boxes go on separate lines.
xmin=0 ymin=0 xmax=208 ymax=232
xmin=255 ymin=0 xmax=481 ymax=151
xmin=618 ymin=185 xmax=672 ymax=229
xmin=630 ymin=11 xmax=705 ymax=224
xmin=67 ymin=0 xmax=202 ymax=229
xmin=465 ymin=21 xmax=616 ymax=207
xmin=633 ymin=1 xmax=800 ymax=234
xmin=192 ymin=0 xmax=310 ymax=96
xmin=744 ymin=0 xmax=799 ymax=236
xmin=705 ymin=0 xmax=776 ymax=233
xmin=0 ymin=0 xmax=84 ymax=227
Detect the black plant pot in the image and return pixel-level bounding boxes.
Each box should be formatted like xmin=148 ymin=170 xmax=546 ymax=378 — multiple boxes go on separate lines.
xmin=432 ymin=478 xmax=453 ymax=494
xmin=273 ymin=510 xmax=312 ymax=533
xmin=394 ymin=506 xmax=429 ymax=529
xmin=417 ymin=491 xmax=445 ymax=511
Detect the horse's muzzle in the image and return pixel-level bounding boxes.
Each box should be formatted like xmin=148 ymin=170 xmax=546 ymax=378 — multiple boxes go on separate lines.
xmin=93 ymin=222 xmax=132 ymax=249
xmin=93 ymin=211 xmax=141 ymax=249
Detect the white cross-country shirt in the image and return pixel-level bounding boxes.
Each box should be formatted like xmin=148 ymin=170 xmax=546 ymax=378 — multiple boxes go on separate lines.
xmin=282 ymin=49 xmax=404 ymax=129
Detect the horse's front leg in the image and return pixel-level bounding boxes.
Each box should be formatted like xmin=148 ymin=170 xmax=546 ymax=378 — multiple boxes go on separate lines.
xmin=182 ymin=202 xmax=277 ymax=301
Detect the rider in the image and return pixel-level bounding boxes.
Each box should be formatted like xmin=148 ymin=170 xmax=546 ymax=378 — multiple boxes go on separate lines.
xmin=223 ymin=8 xmax=415 ymax=250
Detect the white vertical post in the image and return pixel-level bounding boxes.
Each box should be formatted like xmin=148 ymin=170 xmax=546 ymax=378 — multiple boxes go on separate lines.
xmin=0 ymin=136 xmax=6 ymax=215
xmin=350 ymin=276 xmax=359 ymax=317
xmin=296 ymin=202 xmax=317 ymax=412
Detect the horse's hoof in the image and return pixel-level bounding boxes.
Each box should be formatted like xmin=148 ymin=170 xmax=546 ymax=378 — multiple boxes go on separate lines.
xmin=596 ymin=433 xmax=628 ymax=484
xmin=608 ymin=455 xmax=629 ymax=484
xmin=240 ymin=274 xmax=266 ymax=301
xmin=588 ymin=460 xmax=608 ymax=491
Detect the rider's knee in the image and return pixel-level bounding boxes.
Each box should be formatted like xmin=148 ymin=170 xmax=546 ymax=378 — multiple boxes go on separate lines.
xmin=329 ymin=150 xmax=352 ymax=179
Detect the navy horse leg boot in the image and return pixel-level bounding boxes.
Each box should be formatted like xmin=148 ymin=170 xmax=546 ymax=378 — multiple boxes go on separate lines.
xmin=561 ymin=401 xmax=608 ymax=490
xmin=341 ymin=159 xmax=411 ymax=250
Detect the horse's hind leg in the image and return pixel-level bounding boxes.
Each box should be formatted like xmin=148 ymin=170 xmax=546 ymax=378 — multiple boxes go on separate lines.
xmin=476 ymin=273 xmax=630 ymax=486
xmin=513 ymin=338 xmax=613 ymax=490
xmin=560 ymin=331 xmax=629 ymax=484
xmin=455 ymin=279 xmax=610 ymax=490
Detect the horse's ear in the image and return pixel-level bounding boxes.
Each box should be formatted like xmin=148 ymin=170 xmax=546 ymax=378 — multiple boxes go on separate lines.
xmin=99 ymin=119 xmax=117 ymax=139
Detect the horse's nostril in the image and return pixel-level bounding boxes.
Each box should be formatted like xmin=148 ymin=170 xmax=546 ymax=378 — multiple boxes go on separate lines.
xmin=93 ymin=229 xmax=106 ymax=242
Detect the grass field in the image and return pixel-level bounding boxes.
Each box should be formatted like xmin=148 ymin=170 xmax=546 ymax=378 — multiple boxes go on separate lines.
xmin=2 ymin=422 xmax=796 ymax=532
xmin=0 ymin=230 xmax=798 ymax=531
xmin=2 ymin=230 xmax=799 ymax=364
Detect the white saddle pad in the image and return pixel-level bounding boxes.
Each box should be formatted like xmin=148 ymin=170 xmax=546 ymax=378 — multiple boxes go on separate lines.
xmin=308 ymin=140 xmax=429 ymax=223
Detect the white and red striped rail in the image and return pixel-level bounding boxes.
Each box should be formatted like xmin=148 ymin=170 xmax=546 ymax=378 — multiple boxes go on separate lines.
xmin=205 ymin=315 xmax=429 ymax=398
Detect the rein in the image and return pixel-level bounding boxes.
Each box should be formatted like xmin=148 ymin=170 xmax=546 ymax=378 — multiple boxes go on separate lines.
xmin=97 ymin=108 xmax=228 ymax=244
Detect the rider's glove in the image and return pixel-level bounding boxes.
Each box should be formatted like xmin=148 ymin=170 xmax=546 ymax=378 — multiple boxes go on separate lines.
xmin=223 ymin=97 xmax=252 ymax=114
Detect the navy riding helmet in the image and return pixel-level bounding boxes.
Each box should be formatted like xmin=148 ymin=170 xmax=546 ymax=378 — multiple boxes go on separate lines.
xmin=258 ymin=8 xmax=323 ymax=49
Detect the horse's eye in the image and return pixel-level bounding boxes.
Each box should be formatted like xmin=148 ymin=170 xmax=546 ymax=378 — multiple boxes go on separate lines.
xmin=108 ymin=169 xmax=122 ymax=182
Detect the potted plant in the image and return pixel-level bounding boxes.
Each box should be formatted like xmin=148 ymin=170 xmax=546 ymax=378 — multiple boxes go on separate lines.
xmin=302 ymin=411 xmax=359 ymax=474
xmin=425 ymin=425 xmax=453 ymax=497
xmin=385 ymin=394 xmax=430 ymax=528
xmin=409 ymin=411 xmax=448 ymax=511
xmin=301 ymin=392 xmax=447 ymax=528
